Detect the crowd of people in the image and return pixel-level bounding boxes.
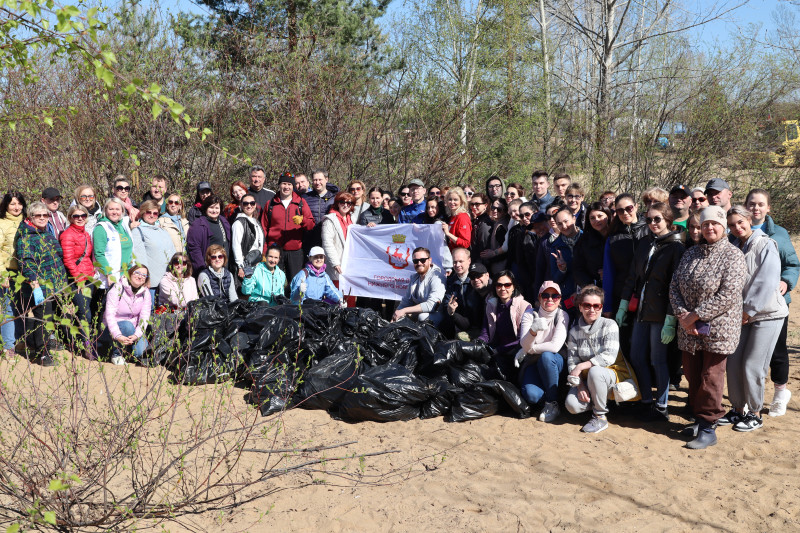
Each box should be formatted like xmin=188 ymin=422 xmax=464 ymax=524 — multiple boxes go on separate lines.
xmin=0 ymin=167 xmax=796 ymax=449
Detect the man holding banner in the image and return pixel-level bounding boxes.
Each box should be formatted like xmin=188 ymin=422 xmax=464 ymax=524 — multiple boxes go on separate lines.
xmin=392 ymin=247 xmax=445 ymax=322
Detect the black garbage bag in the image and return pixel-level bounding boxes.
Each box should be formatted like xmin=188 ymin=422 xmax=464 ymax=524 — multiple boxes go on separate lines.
xmin=447 ymin=361 xmax=491 ymax=388
xmin=250 ymin=350 xmax=302 ymax=410
xmin=339 ymin=307 xmax=387 ymax=340
xmin=431 ymin=341 xmax=462 ymax=368
xmin=446 ymin=387 xmax=500 ymax=422
xmin=148 ymin=311 xmax=188 ymax=366
xmin=295 ymin=340 xmax=363 ymax=410
xmin=255 ymin=317 xmax=301 ymax=352
xmin=459 ymin=341 xmax=494 ymax=365
xmin=177 ymin=351 xmax=242 ymax=385
xmin=299 ymin=300 xmax=341 ymax=338
xmin=419 ymin=379 xmax=455 ymax=419
xmin=338 ymin=363 xmax=447 ymax=422
xmin=187 ymin=297 xmax=230 ymax=330
xmin=477 ymin=380 xmax=531 ymax=419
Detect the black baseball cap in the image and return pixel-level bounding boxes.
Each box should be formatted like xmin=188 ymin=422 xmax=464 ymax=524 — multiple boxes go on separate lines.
xmin=468 ymin=263 xmax=488 ymax=278
xmin=42 ymin=187 xmax=61 ymax=200
xmin=669 ymin=185 xmax=689 ymax=197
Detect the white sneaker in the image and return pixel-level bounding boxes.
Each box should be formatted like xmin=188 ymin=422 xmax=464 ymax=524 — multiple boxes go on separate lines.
xmin=769 ymin=388 xmax=791 ymax=417
xmin=539 ymin=401 xmax=560 ymax=423
xmin=111 ymin=355 xmax=127 ymax=366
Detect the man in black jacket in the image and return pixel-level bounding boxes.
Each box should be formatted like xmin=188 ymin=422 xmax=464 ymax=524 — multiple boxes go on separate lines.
xmin=432 ymin=249 xmax=490 ymax=339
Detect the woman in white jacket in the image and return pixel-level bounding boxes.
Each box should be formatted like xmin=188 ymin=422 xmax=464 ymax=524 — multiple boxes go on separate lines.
xmin=321 ymin=192 xmax=353 ymax=283
xmin=515 ymin=281 xmax=569 ymax=423
xmin=230 ymin=194 xmax=264 ymax=280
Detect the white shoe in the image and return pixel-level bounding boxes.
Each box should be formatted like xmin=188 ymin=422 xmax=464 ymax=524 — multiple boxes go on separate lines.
xmin=769 ymin=388 xmax=791 ymax=417
xmin=539 ymin=401 xmax=560 ymax=423
xmin=111 ymin=355 xmax=127 ymax=366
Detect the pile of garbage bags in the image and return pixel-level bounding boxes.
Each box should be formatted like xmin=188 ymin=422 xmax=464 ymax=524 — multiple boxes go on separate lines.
xmin=164 ymin=298 xmax=531 ymax=423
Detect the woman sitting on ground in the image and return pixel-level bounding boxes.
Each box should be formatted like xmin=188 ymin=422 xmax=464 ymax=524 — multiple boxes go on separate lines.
xmin=102 ymin=263 xmax=151 ymax=366
xmin=516 ymin=281 xmax=569 ymax=423
xmin=158 ymin=252 xmax=198 ymax=310
xmin=242 ymin=245 xmax=286 ymax=305
xmin=289 ymin=246 xmax=342 ymax=305
xmin=197 ymin=244 xmax=237 ymax=302
xmin=564 ymin=285 xmax=620 ymax=434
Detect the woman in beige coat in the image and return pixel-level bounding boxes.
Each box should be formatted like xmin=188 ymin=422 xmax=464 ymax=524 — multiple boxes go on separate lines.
xmin=158 ymin=193 xmax=190 ymax=253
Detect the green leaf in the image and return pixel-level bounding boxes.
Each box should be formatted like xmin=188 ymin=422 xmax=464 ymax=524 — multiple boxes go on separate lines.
xmin=43 ymin=117 xmax=53 ymax=127
xmin=42 ymin=511 xmax=56 ymax=525
xmin=148 ymin=82 xmax=161 ymax=95
xmin=123 ymin=83 xmax=137 ymax=95
xmin=8 ymin=122 xmax=15 ymax=132
xmin=6 ymin=523 xmax=20 ymax=533
xmin=48 ymin=479 xmax=67 ymax=491
xmin=100 ymin=50 xmax=116 ymax=65
xmin=152 ymin=102 xmax=163 ymax=119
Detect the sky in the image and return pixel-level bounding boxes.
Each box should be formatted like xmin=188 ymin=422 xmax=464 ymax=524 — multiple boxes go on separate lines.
xmin=139 ymin=0 xmax=785 ymax=48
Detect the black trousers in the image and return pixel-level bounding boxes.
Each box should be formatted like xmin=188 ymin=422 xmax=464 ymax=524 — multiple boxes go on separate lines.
xmin=20 ymin=284 xmax=55 ymax=355
xmin=279 ymin=249 xmax=305 ymax=292
xmin=769 ymin=314 xmax=790 ymax=385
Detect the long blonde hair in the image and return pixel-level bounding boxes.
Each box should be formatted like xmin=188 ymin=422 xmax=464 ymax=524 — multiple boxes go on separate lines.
xmin=445 ymin=187 xmax=469 ymax=217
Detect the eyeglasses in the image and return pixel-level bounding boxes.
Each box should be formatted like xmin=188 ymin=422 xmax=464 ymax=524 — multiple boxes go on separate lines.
xmin=115 ymin=185 xmax=131 ymax=192
xmin=131 ymin=271 xmax=148 ymax=279
xmin=168 ymin=199 xmax=182 ymax=205
xmin=399 ymin=192 xmax=411 ymax=197
xmin=348 ymin=187 xmax=363 ymax=192
xmin=79 ymin=194 xmax=95 ymax=200
xmin=580 ymin=303 xmax=603 ymax=311
xmin=488 ymin=184 xmax=503 ymax=189
xmin=31 ymin=214 xmax=49 ymax=219
xmin=496 ymin=282 xmax=514 ymax=289
xmin=144 ymin=210 xmax=159 ymax=216
xmin=171 ymin=260 xmax=186 ymax=265
xmin=521 ymin=212 xmax=533 ymax=218
xmin=615 ymin=205 xmax=635 ymax=215
xmin=470 ymin=202 xmax=485 ymax=207
xmin=71 ymin=213 xmax=88 ymax=220
xmin=341 ymin=201 xmax=353 ymax=206
xmin=692 ymin=197 xmax=706 ymax=203
xmin=210 ymin=254 xmax=225 ymax=260
xmin=540 ymin=292 xmax=561 ymax=300
xmin=566 ymin=194 xmax=583 ymax=200
xmin=412 ymin=257 xmax=429 ymax=264
xmin=490 ymin=205 xmax=505 ymax=211
xmin=242 ymin=201 xmax=256 ymax=207
xmin=645 ymin=216 xmax=664 ymax=225
xmin=544 ymin=214 xmax=555 ymax=220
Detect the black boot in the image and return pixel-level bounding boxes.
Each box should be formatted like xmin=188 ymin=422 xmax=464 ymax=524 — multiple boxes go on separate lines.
xmin=686 ymin=424 xmax=717 ymax=449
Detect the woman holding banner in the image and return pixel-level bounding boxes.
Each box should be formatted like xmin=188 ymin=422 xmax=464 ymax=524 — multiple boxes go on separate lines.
xmin=321 ymin=192 xmax=355 ymax=306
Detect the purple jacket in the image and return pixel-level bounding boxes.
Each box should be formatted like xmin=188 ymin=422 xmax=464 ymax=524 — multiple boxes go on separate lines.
xmin=104 ymin=277 xmax=152 ymax=339
xmin=186 ymin=215 xmax=231 ymax=274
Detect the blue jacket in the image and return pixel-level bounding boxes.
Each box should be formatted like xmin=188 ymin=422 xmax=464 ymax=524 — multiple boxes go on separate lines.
xmin=303 ymin=183 xmax=339 ymax=225
xmin=762 ymin=215 xmax=800 ymax=304
xmin=399 ymin=201 xmax=426 ymax=224
xmin=131 ymin=221 xmax=177 ymax=288
xmin=290 ymin=264 xmax=342 ymax=304
xmin=534 ymin=192 xmax=555 ymax=213
xmin=242 ymin=263 xmax=286 ymax=305
xmin=548 ymin=231 xmax=581 ymax=300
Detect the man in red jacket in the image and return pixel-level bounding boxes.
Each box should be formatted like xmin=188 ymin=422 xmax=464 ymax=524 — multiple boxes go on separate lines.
xmin=261 ymin=172 xmax=315 ymax=282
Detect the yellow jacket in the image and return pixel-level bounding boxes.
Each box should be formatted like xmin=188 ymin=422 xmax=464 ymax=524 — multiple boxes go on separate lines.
xmin=0 ymin=214 xmax=22 ymax=272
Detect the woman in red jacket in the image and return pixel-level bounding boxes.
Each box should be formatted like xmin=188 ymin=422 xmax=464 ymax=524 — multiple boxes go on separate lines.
xmin=59 ymin=204 xmax=96 ymax=358
xmin=443 ymin=187 xmax=472 ymax=251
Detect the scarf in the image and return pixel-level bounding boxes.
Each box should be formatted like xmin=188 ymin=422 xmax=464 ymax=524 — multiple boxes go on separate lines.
xmin=120 ymin=196 xmax=138 ymax=218
xmin=48 ymin=211 xmax=65 ymax=234
xmin=561 ymin=232 xmax=580 ymax=250
xmin=4 ymin=213 xmax=22 ymax=223
xmin=163 ymin=213 xmax=186 ymax=239
xmin=306 ymin=261 xmax=326 ymax=276
xmin=335 ymin=211 xmax=351 ymax=240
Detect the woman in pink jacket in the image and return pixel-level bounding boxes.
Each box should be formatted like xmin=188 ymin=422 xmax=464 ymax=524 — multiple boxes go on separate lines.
xmin=103 ymin=263 xmax=151 ymax=365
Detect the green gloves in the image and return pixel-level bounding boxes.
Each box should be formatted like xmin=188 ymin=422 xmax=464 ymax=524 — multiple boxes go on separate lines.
xmin=615 ymin=300 xmax=629 ymax=327
xmin=661 ymin=315 xmax=677 ymax=344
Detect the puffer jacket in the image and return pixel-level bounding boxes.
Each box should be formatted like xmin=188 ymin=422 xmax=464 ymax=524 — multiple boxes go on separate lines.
xmin=572 ymin=225 xmax=606 ymax=289
xmin=734 ymin=229 xmax=789 ymax=322
xmin=0 ymin=214 xmax=22 ymax=272
xmin=59 ymin=223 xmax=95 ymax=282
xmin=158 ymin=272 xmax=198 ymax=309
xmin=620 ymin=230 xmax=685 ymax=323
xmin=669 ymin=237 xmax=747 ymax=355
xmin=357 ymin=205 xmax=394 ymax=226
xmin=242 ymin=263 xmax=286 ymax=305
xmin=104 ymin=277 xmax=151 ymax=339
xmin=761 ymin=215 xmax=800 ymax=304
xmin=602 ymin=219 xmax=649 ymax=312
xmin=320 ymin=212 xmax=349 ymax=281
xmin=289 ymin=264 xmax=342 ymax=304
xmin=131 ymin=220 xmax=177 ymax=287
xmin=304 ymin=183 xmax=339 ymax=224
xmin=14 ymin=221 xmax=68 ymax=296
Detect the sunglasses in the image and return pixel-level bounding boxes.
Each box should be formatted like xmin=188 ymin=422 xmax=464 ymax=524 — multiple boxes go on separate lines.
xmin=31 ymin=214 xmax=49 ymax=219
xmin=171 ymin=260 xmax=186 ymax=265
xmin=544 ymin=214 xmax=555 ymax=220
xmin=71 ymin=213 xmax=88 ymax=220
xmin=470 ymin=202 xmax=485 ymax=207
xmin=116 ymin=185 xmax=131 ymax=192
xmin=430 ymin=190 xmax=441 ymax=196
xmin=132 ymin=271 xmax=148 ymax=279
xmin=692 ymin=197 xmax=706 ymax=203
xmin=79 ymin=194 xmax=95 ymax=200
xmin=645 ymin=216 xmax=664 ymax=225
xmin=580 ymin=303 xmax=602 ymax=311
xmin=242 ymin=201 xmax=256 ymax=207
xmin=615 ymin=205 xmax=635 ymax=215
xmin=341 ymin=201 xmax=353 ymax=206
xmin=400 ymin=192 xmax=411 ymax=197
xmin=210 ymin=254 xmax=225 ymax=260
xmin=168 ymin=199 xmax=182 ymax=205
xmin=144 ymin=210 xmax=159 ymax=216
xmin=540 ymin=292 xmax=561 ymax=300
xmin=490 ymin=205 xmax=505 ymax=211
xmin=504 ymin=191 xmax=517 ymax=197
xmin=412 ymin=257 xmax=429 ymax=264
xmin=348 ymin=187 xmax=362 ymax=192
xmin=521 ymin=212 xmax=534 ymax=218
xmin=496 ymin=282 xmax=514 ymax=289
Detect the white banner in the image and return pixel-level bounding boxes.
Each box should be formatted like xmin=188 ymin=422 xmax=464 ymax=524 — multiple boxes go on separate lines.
xmin=340 ymin=224 xmax=450 ymax=300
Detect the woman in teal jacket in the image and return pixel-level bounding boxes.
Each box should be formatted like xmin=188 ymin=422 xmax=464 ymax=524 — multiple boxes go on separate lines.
xmin=745 ymin=189 xmax=800 ymax=416
xmin=242 ymin=245 xmax=286 ymax=305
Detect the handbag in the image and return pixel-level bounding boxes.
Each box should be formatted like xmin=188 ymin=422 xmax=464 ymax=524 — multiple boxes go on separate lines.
xmin=608 ymin=350 xmax=641 ymax=402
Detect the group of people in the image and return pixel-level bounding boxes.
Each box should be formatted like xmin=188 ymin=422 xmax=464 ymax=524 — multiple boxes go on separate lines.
xmin=0 ymin=167 xmax=795 ymax=449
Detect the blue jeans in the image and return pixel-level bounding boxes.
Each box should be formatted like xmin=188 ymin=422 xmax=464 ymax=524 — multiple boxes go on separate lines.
xmin=630 ymin=320 xmax=670 ymax=407
xmin=104 ymin=320 xmax=148 ymax=361
xmin=0 ymin=286 xmax=20 ymax=350
xmin=520 ymin=351 xmax=564 ymax=404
